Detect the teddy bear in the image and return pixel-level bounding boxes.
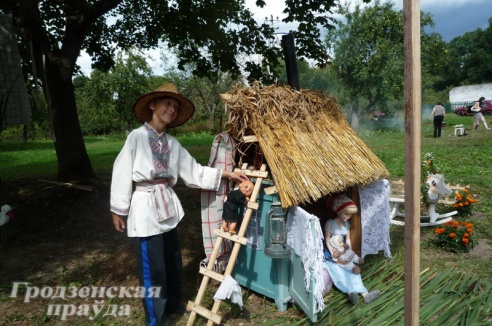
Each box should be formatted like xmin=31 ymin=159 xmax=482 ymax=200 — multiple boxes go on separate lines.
xmin=329 ymin=234 xmax=363 ymax=274
xmin=221 ymin=179 xmax=254 ymax=234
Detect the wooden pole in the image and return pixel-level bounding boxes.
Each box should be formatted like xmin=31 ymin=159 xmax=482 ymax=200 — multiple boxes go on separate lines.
xmin=403 ymin=0 xmax=421 ymax=325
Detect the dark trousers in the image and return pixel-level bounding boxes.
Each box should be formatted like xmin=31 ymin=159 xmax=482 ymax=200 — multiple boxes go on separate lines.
xmin=433 ymin=115 xmax=444 ymax=138
xmin=136 ymin=229 xmax=182 ymax=326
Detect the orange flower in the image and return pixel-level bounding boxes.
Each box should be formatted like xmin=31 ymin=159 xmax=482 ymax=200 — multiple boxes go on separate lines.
xmin=462 ymin=238 xmax=469 ymax=243
xmin=440 ymin=228 xmax=446 ymax=233
xmin=467 ymin=223 xmax=474 ymax=227
xmin=467 ymin=228 xmax=473 ymax=233
xmin=453 ymin=224 xmax=459 ymax=229
xmin=464 ymin=189 xmax=468 ymax=193
xmin=434 ymin=228 xmax=441 ymax=235
xmin=459 ymin=203 xmax=463 ymax=207
xmin=453 ymin=204 xmax=460 ymax=208
xmin=465 ymin=202 xmax=469 ymax=206
xmin=445 ymin=221 xmax=453 ymax=226
xmin=449 ymin=233 xmax=456 ymax=238
xmin=464 ymin=233 xmax=470 ymax=238
xmin=461 ymin=222 xmax=467 ymax=226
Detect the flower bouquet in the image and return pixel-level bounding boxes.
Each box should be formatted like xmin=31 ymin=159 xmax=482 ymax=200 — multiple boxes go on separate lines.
xmin=434 ymin=220 xmax=477 ymax=253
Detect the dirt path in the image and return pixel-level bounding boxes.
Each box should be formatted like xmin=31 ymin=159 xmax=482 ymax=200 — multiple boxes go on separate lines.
xmin=0 ymin=180 xmax=288 ymax=325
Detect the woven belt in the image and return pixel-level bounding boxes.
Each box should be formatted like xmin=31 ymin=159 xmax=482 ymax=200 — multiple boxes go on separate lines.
xmin=136 ymin=180 xmax=175 ymax=222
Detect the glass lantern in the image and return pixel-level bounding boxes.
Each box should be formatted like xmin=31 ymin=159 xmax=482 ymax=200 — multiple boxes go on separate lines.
xmin=264 ymin=202 xmax=291 ymax=259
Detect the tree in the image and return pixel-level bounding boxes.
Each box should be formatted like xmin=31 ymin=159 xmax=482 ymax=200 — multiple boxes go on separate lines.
xmin=0 ymin=0 xmax=368 ymax=181
xmin=325 ymin=0 xmax=447 ymax=127
xmin=442 ymin=18 xmax=492 ymax=88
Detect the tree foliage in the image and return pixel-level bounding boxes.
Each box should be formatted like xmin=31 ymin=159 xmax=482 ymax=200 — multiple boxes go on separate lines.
xmin=1 ymin=0 xmax=362 ymax=181
xmin=441 ymin=18 xmax=492 ymax=88
xmin=326 ymin=0 xmax=447 ymax=119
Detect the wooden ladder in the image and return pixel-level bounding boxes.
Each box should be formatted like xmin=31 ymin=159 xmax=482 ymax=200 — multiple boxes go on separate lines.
xmin=187 ymin=163 xmax=268 ymax=326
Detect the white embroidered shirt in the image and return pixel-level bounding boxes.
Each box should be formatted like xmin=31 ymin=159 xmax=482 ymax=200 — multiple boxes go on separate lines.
xmin=110 ymin=123 xmax=222 ymax=237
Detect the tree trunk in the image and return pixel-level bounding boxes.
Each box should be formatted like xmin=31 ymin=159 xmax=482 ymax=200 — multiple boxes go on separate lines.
xmin=351 ymin=102 xmax=360 ymax=130
xmin=209 ymin=106 xmax=215 ymax=133
xmin=351 ymin=110 xmax=360 ymax=130
xmin=43 ymin=57 xmax=96 ymax=181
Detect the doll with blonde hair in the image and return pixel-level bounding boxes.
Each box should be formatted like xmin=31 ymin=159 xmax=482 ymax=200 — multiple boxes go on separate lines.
xmin=323 ymin=194 xmax=380 ymax=305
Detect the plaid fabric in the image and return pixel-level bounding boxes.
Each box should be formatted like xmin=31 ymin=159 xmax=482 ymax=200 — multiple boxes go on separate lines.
xmin=200 ymin=133 xmax=236 ymax=260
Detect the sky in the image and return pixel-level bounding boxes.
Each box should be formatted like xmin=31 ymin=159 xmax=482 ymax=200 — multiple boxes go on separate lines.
xmin=77 ymin=0 xmax=491 ymax=75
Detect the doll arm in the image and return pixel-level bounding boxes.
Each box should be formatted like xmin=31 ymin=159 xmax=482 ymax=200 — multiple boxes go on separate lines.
xmin=345 ymin=227 xmax=353 ymax=249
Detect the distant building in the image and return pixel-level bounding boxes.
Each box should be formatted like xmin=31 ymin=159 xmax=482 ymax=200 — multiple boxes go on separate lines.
xmin=449 ymin=84 xmax=492 ymax=103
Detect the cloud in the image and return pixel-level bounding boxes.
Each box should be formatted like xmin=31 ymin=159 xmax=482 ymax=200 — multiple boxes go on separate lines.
xmin=77 ymin=51 xmax=92 ymax=76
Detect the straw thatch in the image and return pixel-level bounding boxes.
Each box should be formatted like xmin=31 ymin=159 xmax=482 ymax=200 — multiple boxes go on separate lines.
xmin=221 ymin=82 xmax=388 ymax=208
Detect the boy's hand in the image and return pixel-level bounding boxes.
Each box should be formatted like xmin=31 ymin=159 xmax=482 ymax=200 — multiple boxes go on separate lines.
xmin=112 ymin=214 xmax=126 ymax=232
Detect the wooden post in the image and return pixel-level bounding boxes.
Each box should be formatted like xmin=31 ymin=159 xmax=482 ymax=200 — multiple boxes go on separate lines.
xmin=403 ymin=0 xmax=421 ymax=325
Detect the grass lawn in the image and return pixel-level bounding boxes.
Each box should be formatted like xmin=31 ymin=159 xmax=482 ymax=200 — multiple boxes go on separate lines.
xmin=1 ymin=116 xmax=491 ymax=324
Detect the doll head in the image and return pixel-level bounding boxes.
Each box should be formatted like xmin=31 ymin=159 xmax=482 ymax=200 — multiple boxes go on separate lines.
xmin=329 ymin=235 xmax=345 ymax=251
xmin=238 ymin=179 xmax=254 ymax=197
xmin=330 ymin=194 xmax=358 ymax=221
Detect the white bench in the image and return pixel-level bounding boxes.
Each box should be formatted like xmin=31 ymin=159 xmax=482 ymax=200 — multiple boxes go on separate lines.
xmin=454 ymin=124 xmax=465 ymax=137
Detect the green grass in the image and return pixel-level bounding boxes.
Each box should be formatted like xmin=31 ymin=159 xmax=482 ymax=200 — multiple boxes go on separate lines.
xmin=0 ymin=131 xmax=215 ymax=180
xmin=1 ymin=118 xmax=491 ymax=324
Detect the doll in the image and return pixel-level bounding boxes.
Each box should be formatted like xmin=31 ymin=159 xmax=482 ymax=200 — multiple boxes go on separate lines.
xmin=221 ymin=179 xmax=254 ymax=234
xmin=329 ymin=234 xmax=362 ymax=274
xmin=323 ymin=194 xmax=380 ymax=305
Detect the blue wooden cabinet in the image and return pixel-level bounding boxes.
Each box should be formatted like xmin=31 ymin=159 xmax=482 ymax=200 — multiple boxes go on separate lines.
xmin=232 ymin=181 xmax=318 ymax=322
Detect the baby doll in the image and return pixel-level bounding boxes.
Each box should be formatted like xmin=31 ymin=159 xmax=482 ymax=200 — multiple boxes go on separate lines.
xmin=221 ymin=179 xmax=254 ymax=234
xmin=329 ymin=234 xmax=362 ymax=274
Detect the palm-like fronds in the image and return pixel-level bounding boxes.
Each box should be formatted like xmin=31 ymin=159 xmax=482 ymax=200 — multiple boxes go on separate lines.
xmin=288 ymin=258 xmax=491 ymax=325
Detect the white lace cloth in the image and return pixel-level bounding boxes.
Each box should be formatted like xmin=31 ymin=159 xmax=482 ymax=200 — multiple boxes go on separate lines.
xmin=358 ymin=179 xmax=392 ymax=258
xmin=286 ymin=206 xmax=326 ymax=313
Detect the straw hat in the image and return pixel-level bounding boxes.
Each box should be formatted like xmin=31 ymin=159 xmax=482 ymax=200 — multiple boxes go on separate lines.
xmin=132 ymin=83 xmax=195 ymax=128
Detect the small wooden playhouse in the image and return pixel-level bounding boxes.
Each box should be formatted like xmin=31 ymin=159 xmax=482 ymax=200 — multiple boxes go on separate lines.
xmin=189 ymin=82 xmax=391 ymax=325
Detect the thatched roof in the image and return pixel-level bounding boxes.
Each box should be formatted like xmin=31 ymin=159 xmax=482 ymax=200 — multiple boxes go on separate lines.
xmin=221 ymin=83 xmax=389 ymax=208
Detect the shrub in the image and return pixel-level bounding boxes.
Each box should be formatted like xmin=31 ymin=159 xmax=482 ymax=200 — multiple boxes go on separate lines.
xmin=434 ymin=220 xmax=477 ymax=253
xmin=452 ymin=188 xmax=478 ymax=218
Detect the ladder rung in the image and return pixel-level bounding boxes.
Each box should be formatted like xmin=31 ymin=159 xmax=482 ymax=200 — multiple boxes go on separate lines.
xmin=264 ymin=185 xmax=278 ymax=195
xmin=233 ymin=168 xmax=268 ymax=179
xmin=247 ymin=201 xmax=259 ymax=210
xmin=188 ymin=301 xmax=222 ymax=325
xmin=213 ymin=228 xmax=248 ymax=245
xmin=199 ymin=267 xmax=226 ymax=282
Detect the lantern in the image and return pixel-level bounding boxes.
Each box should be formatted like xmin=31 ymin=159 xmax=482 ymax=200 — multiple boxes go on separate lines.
xmin=264 ymin=202 xmax=291 ymax=259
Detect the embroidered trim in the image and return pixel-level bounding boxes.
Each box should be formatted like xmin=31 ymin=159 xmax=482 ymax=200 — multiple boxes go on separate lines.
xmin=111 ymin=205 xmax=129 ymax=216
xmin=213 ymin=170 xmax=222 ymax=191
xmin=145 ymin=123 xmax=171 ymax=179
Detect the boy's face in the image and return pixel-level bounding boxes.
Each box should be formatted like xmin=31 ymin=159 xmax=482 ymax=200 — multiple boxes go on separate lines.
xmin=239 ymin=180 xmax=253 ymax=197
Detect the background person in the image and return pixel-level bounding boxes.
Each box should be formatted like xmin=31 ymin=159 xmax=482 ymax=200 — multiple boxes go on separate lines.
xmin=471 ymin=97 xmax=490 ymax=130
xmin=430 ymin=101 xmax=446 ymax=138
xmin=110 ymin=83 xmax=248 ymax=326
